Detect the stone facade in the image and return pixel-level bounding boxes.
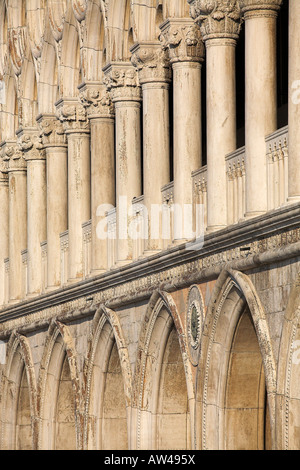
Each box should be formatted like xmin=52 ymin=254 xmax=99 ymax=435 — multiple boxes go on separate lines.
xmin=0 ymin=0 xmax=298 ymax=451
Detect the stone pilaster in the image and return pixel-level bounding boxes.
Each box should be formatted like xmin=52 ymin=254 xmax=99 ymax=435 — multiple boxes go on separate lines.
xmin=160 ymin=18 xmax=204 ymax=242
xmin=79 ymin=82 xmax=115 ymax=274
xmin=5 ymin=139 xmax=27 ymax=302
xmin=189 ymin=0 xmax=242 ymax=232
xmin=131 ymin=42 xmax=171 ymax=253
xmin=239 ymin=0 xmax=282 ymax=217
xmin=103 ymin=62 xmax=142 ymax=265
xmin=37 ymin=114 xmax=68 ymax=290
xmin=56 ymin=98 xmax=91 ymax=282
xmin=0 ymin=143 xmax=9 ymax=306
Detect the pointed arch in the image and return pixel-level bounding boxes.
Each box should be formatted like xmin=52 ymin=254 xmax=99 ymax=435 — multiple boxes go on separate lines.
xmin=133 ymin=290 xmax=195 ymax=450
xmin=277 ymin=270 xmax=300 ymax=450
xmin=84 ymin=304 xmax=132 ymax=450
xmin=37 ymin=319 xmax=81 ymax=450
xmin=195 ymin=268 xmax=277 ymax=450
xmin=0 ymin=330 xmax=37 ymax=450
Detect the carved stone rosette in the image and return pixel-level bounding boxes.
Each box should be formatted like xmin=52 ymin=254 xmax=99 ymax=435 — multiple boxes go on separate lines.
xmin=56 ymin=98 xmax=90 ymax=134
xmin=36 ymin=114 xmax=67 ymax=149
xmin=79 ymin=82 xmax=115 ymax=120
xmin=188 ymin=0 xmax=242 ymax=41
xmin=103 ymin=62 xmax=142 ymax=103
xmin=130 ymin=42 xmax=172 ymax=85
xmin=160 ymin=18 xmax=205 ymax=64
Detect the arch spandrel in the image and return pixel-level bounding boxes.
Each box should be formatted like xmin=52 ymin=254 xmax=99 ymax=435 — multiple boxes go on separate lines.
xmin=196 ymin=269 xmax=277 ymax=450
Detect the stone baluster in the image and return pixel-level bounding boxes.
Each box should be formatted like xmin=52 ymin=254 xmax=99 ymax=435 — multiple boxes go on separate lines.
xmin=189 ymin=0 xmax=242 ymax=232
xmin=160 ymin=18 xmax=205 ymax=242
xmin=79 ymin=82 xmax=115 ymax=274
xmin=37 ymin=114 xmax=68 ymax=290
xmin=103 ymin=62 xmax=142 ymax=265
xmin=5 ymin=139 xmax=27 ymax=302
xmin=239 ymin=0 xmax=282 ymax=217
xmin=56 ymin=99 xmax=91 ymax=282
xmin=131 ymin=42 xmax=172 ymax=253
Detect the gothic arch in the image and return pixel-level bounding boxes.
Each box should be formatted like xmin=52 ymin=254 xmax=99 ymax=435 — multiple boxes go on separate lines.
xmin=277 ymin=271 xmax=300 ymax=450
xmin=106 ymin=0 xmax=134 ymax=62
xmin=84 ymin=304 xmax=132 ymax=450
xmin=195 ymin=268 xmax=277 ymax=450
xmin=0 ymin=331 xmax=37 ymax=450
xmin=37 ymin=319 xmax=81 ymax=450
xmin=133 ymin=290 xmax=195 ymax=451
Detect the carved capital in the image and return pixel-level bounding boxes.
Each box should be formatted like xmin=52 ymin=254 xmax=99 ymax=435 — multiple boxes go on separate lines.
xmin=103 ymin=62 xmax=142 ymax=102
xmin=188 ymin=0 xmax=242 ymax=41
xmin=79 ymin=83 xmax=115 ymax=119
xmin=56 ymin=98 xmax=90 ymax=134
xmin=130 ymin=42 xmax=172 ymax=85
xmin=0 ymin=143 xmax=9 ymax=184
xmin=37 ymin=114 xmax=67 ymax=148
xmin=17 ymin=128 xmax=46 ymax=162
xmin=4 ymin=141 xmax=27 ymax=172
xmin=160 ymin=18 xmax=205 ymax=64
xmin=239 ymin=0 xmax=282 ymax=17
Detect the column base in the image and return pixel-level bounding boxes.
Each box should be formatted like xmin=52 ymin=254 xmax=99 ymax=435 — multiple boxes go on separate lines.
xmin=206 ymin=224 xmax=227 ymax=234
xmin=244 ymin=210 xmax=267 ymax=220
xmin=287 ymin=196 xmax=300 ymax=204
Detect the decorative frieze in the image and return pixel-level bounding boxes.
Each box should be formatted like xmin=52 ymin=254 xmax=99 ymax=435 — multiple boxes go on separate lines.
xmin=160 ymin=18 xmax=205 ymax=64
xmin=130 ymin=42 xmax=172 ymax=85
xmin=188 ymin=0 xmax=242 ymax=40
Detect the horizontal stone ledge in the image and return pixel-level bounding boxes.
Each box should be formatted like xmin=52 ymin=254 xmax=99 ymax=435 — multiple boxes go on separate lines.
xmin=0 ymin=202 xmax=299 ymax=328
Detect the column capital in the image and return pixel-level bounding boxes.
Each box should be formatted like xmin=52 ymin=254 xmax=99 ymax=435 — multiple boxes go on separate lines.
xmin=4 ymin=139 xmax=27 ymax=172
xmin=160 ymin=18 xmax=205 ymax=64
xmin=78 ymin=82 xmax=115 ymax=120
xmin=17 ymin=127 xmax=46 ymax=162
xmin=36 ymin=113 xmax=67 ymax=149
xmin=55 ymin=98 xmax=90 ymax=134
xmin=239 ymin=0 xmax=282 ymax=17
xmin=188 ymin=0 xmax=242 ymax=41
xmin=130 ymin=41 xmax=172 ymax=85
xmin=103 ymin=62 xmax=142 ymax=103
xmin=0 ymin=142 xmax=9 ymax=185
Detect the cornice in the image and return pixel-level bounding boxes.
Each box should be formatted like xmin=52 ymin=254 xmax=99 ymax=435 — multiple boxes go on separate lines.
xmin=0 ymin=203 xmax=300 ymax=334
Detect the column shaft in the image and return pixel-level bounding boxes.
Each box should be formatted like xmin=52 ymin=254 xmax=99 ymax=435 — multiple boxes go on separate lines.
xmin=244 ymin=8 xmax=278 ymax=216
xmin=206 ymin=39 xmax=237 ymax=230
xmin=0 ymin=155 xmax=8 ymax=306
xmin=288 ymin=0 xmax=300 ymax=201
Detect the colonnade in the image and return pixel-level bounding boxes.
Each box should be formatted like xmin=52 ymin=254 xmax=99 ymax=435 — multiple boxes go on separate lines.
xmin=0 ymin=0 xmax=298 ymax=307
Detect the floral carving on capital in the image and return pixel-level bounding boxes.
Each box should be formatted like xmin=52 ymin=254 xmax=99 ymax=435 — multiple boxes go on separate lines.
xmin=79 ymin=83 xmax=115 ymax=119
xmin=18 ymin=130 xmax=45 ymax=161
xmin=5 ymin=143 xmax=27 ymax=171
xmin=188 ymin=0 xmax=242 ymax=40
xmin=131 ymin=42 xmax=172 ymax=85
xmin=56 ymin=100 xmax=90 ymax=133
xmin=103 ymin=63 xmax=142 ymax=102
xmin=37 ymin=115 xmax=67 ymax=148
xmin=160 ymin=19 xmax=205 ymax=64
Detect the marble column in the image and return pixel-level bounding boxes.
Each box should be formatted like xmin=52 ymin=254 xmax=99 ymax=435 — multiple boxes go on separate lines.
xmin=19 ymin=128 xmax=46 ymax=297
xmin=160 ymin=18 xmax=204 ymax=242
xmin=37 ymin=114 xmax=68 ymax=290
xmin=5 ymin=139 xmax=27 ymax=302
xmin=240 ymin=0 xmax=281 ymax=216
xmin=56 ymin=99 xmax=91 ymax=282
xmin=131 ymin=42 xmax=171 ymax=253
xmin=189 ymin=0 xmax=242 ymax=232
xmin=79 ymin=82 xmax=115 ymax=274
xmin=103 ymin=63 xmax=142 ymax=265
xmin=288 ymin=0 xmax=300 ymax=203
xmin=0 ymin=144 xmax=9 ymax=306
